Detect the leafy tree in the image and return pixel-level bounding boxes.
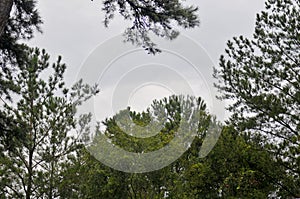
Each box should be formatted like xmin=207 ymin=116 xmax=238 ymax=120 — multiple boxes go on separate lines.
xmin=90 ymin=95 xmax=211 ymax=172
xmin=59 ymin=95 xmax=211 ymax=198
xmin=58 ymin=147 xmax=131 ymax=199
xmin=0 ymin=47 xmax=98 ymax=198
xmin=214 ymin=0 xmax=300 ymax=197
xmin=182 ymin=127 xmax=280 ymax=199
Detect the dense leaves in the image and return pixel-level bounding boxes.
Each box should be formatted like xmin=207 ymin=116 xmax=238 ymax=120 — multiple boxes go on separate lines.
xmin=59 ymin=110 xmax=281 ymax=198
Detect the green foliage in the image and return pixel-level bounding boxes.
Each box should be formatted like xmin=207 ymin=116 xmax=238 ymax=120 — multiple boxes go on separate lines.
xmin=102 ymin=95 xmax=207 ymax=153
xmin=59 ymin=95 xmax=211 ymax=198
xmin=2 ymin=0 xmax=298 ymax=197
xmin=0 ymin=0 xmax=42 ymax=101
xmin=60 ymin=103 xmax=280 ymax=198
xmin=214 ymin=0 xmax=300 ymax=197
xmin=58 ymin=147 xmax=130 ymax=199
xmin=0 ymin=48 xmax=98 ymax=198
xmin=102 ymin=0 xmax=199 ymax=54
xmin=0 ymin=0 xmax=41 ymax=63
xmin=87 ymin=95 xmax=211 ymax=172
xmin=183 ymin=127 xmax=279 ymax=198
xmin=0 ymin=1 xmax=202 ymax=197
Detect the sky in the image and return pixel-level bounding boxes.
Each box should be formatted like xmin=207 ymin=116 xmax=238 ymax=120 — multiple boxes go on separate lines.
xmin=27 ymin=0 xmax=265 ymax=123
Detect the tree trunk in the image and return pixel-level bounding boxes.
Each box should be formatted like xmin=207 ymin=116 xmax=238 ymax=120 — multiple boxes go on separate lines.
xmin=0 ymin=0 xmax=13 ymax=37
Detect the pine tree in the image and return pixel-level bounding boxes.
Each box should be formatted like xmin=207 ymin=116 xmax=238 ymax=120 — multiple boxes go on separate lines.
xmin=0 ymin=0 xmax=41 ymax=98
xmin=214 ymin=0 xmax=300 ymax=197
xmin=0 ymin=47 xmax=98 ymax=198
xmin=102 ymin=0 xmax=199 ymax=54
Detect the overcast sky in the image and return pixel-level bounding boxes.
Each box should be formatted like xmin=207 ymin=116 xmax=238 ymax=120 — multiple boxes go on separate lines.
xmin=27 ymin=0 xmax=265 ymax=122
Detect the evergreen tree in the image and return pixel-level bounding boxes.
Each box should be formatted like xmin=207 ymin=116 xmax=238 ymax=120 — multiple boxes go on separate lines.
xmin=0 ymin=47 xmax=98 ymax=198
xmin=214 ymin=0 xmax=300 ymax=197
xmin=0 ymin=0 xmax=41 ymax=98
xmin=102 ymin=0 xmax=199 ymax=54
xmin=0 ymin=1 xmax=43 ymax=148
